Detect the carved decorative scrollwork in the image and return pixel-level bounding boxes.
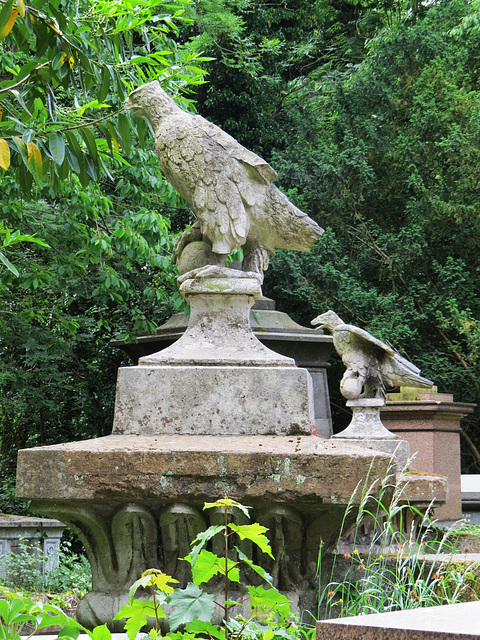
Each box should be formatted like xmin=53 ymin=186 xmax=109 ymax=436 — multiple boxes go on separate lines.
xmin=30 ymin=499 xmax=321 ymax=628
xmin=159 ymin=503 xmax=205 ymax=586
xmin=257 ymin=506 xmax=305 ymax=591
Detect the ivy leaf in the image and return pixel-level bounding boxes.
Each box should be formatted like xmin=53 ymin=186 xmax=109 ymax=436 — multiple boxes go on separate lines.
xmin=203 ymin=497 xmax=251 ymax=518
xmin=229 ymin=523 xmax=273 ymax=558
xmin=236 ymin=548 xmax=273 ymax=585
xmin=168 ymin=583 xmax=216 ymax=631
xmin=247 ymin=586 xmax=292 ymax=617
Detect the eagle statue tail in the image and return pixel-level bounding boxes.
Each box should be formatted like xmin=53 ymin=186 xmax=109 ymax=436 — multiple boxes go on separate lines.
xmin=265 ymin=186 xmax=324 ymax=252
xmin=386 ymin=353 xmax=434 ymax=389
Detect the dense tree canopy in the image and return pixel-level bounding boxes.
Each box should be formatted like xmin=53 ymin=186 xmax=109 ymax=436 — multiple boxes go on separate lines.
xmin=262 ymin=0 xmax=480 ymax=459
xmin=1 ymin=0 xmax=480 ymax=512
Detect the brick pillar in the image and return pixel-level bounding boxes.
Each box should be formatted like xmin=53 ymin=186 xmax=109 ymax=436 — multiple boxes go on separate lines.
xmin=381 ymin=387 xmax=475 ymax=521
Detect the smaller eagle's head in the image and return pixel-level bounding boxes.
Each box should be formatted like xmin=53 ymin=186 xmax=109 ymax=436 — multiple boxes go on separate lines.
xmin=311 ymin=310 xmax=343 ymax=332
xmin=125 ymin=81 xmax=178 ymax=127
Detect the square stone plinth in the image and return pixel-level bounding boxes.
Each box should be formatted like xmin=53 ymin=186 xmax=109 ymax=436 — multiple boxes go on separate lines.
xmin=17 ymin=434 xmax=391 ymax=506
xmin=112 ymin=365 xmax=315 ymax=436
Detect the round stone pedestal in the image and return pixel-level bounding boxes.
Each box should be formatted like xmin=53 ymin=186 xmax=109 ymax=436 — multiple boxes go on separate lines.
xmin=333 ymin=398 xmax=410 ymax=470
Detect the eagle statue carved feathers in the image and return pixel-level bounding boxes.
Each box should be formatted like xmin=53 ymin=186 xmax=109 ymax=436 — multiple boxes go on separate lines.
xmin=125 ymin=81 xmax=323 ymax=278
xmin=311 ymin=310 xmax=434 ymax=401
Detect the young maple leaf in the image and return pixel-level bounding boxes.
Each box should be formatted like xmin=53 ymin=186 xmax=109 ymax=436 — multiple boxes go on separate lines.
xmin=203 ymin=497 xmax=251 ymax=518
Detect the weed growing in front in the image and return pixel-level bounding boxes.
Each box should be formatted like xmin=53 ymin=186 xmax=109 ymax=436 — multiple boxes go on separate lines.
xmin=0 ymin=497 xmax=303 ymax=640
xmin=114 ymin=497 xmax=299 ymax=640
xmin=0 ymin=537 xmax=91 ymax=595
xmin=317 ymin=468 xmax=480 ymax=618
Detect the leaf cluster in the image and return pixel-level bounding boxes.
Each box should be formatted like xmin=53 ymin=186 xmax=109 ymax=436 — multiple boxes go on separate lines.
xmin=114 ymin=498 xmax=295 ymax=640
xmin=0 ymin=0 xmax=209 ymax=192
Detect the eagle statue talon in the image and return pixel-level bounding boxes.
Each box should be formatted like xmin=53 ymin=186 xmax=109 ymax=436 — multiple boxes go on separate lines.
xmin=125 ymin=81 xmax=324 ymax=279
xmin=312 ymin=310 xmax=434 ymax=402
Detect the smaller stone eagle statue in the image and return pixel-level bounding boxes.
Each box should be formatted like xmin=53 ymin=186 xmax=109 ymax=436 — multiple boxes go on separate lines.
xmin=125 ymin=81 xmax=323 ymax=279
xmin=311 ymin=310 xmax=433 ymax=401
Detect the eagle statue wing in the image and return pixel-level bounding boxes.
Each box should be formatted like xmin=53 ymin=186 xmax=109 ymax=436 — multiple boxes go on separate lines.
xmin=335 ymin=323 xmax=432 ymax=389
xmin=157 ymin=112 xmax=277 ymax=255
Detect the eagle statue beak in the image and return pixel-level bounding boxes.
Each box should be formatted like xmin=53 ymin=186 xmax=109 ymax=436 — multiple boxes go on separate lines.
xmin=311 ymin=314 xmax=327 ymax=330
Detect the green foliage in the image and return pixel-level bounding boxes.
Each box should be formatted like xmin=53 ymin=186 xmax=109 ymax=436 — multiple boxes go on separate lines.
xmin=262 ymin=0 xmax=480 ymax=452
xmin=0 ymin=117 xmax=190 ymax=484
xmin=0 ymin=0 xmax=203 ymax=497
xmin=319 ymin=468 xmax=480 ymax=619
xmin=114 ymin=497 xmax=298 ymax=640
xmin=0 ymin=538 xmax=92 ymax=594
xmin=0 ymin=0 xmax=209 ymax=192
xmin=0 ymin=586 xmax=78 ymax=640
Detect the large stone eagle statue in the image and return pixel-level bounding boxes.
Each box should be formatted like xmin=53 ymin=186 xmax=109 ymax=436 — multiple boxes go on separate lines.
xmin=125 ymin=81 xmax=323 ymax=278
xmin=311 ymin=310 xmax=433 ymax=401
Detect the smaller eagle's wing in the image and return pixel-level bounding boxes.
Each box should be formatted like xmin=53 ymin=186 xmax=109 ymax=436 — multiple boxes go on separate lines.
xmin=340 ymin=324 xmax=397 ymax=356
xmin=381 ymin=353 xmax=433 ymax=389
xmin=333 ymin=324 xmax=372 ymax=378
xmin=338 ymin=324 xmax=433 ymax=389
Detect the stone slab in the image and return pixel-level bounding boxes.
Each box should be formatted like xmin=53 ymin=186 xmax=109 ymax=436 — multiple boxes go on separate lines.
xmin=112 ymin=365 xmax=315 ymax=436
xmin=16 ymin=434 xmax=392 ymax=505
xmin=461 ymin=474 xmax=480 ymax=503
xmin=332 ymin=437 xmax=410 ymax=471
xmin=316 ymin=600 xmax=480 ymax=639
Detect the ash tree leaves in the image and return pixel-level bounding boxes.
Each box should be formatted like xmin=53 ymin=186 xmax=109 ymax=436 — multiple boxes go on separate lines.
xmin=0 ymin=0 xmax=210 ymax=193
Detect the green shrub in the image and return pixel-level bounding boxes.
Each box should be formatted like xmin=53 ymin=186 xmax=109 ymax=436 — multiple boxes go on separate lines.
xmin=0 ymin=537 xmax=92 ymax=595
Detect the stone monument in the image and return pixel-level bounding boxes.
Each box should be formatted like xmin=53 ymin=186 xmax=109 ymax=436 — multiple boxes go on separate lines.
xmin=16 ymin=83 xmax=437 ymax=629
xmin=312 ymin=310 xmax=433 ymax=469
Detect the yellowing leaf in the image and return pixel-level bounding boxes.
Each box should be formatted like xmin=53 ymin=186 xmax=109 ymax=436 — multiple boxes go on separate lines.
xmin=0 ymin=7 xmax=18 ymax=39
xmin=0 ymin=104 xmax=3 ymax=121
xmin=0 ymin=139 xmax=10 ymax=170
xmin=26 ymin=141 xmax=43 ymax=185
xmin=16 ymin=0 xmax=24 ymax=18
xmin=148 ymin=572 xmax=178 ymax=594
xmin=27 ymin=141 xmax=41 ymax=166
xmin=47 ymin=20 xmax=62 ymax=35
xmin=203 ymin=496 xmax=251 ymax=517
xmin=61 ymin=53 xmax=74 ymax=68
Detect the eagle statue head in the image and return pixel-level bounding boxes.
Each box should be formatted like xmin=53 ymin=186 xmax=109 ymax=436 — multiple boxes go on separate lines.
xmin=311 ymin=310 xmax=343 ymax=332
xmin=125 ymin=81 xmax=179 ymax=127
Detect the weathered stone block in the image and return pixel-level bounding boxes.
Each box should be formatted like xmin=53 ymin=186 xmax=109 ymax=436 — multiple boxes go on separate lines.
xmin=112 ymin=366 xmax=315 ymax=436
